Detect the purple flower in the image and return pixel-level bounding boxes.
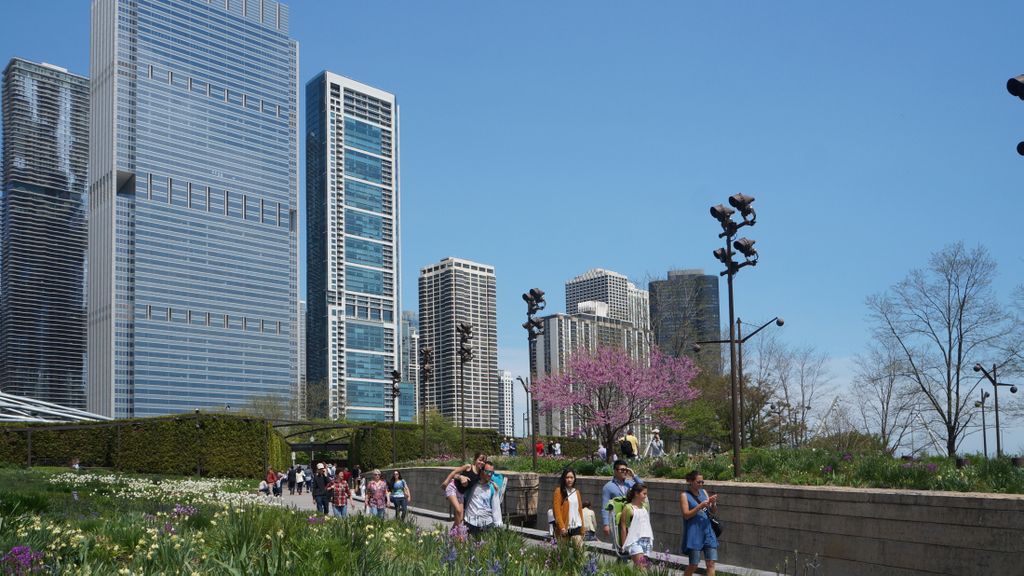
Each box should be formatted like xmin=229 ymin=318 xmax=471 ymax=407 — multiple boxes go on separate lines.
xmin=2 ymin=545 xmax=44 ymax=575
xmin=902 ymin=462 xmax=914 ymax=469
xmin=821 ymin=465 xmax=833 ymax=474
xmin=162 ymin=522 xmax=176 ymax=535
xmin=172 ymin=503 xmax=197 ymax=517
xmin=842 ymin=452 xmax=854 ymax=462
xmin=307 ymin=515 xmax=324 ymax=525
xmin=925 ymin=463 xmax=939 ymax=473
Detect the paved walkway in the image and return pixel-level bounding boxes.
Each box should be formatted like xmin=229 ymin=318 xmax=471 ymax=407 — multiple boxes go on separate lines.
xmin=270 ymin=488 xmax=771 ymax=576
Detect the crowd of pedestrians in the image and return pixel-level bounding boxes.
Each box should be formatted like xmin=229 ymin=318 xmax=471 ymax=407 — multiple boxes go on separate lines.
xmin=256 ymin=433 xmax=721 ymax=573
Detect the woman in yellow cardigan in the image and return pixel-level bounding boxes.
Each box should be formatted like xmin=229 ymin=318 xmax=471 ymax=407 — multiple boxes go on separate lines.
xmin=552 ymin=468 xmax=585 ymax=546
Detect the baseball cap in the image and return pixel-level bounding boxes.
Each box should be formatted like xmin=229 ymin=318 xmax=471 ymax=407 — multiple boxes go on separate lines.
xmin=316 ymin=463 xmax=325 ymax=470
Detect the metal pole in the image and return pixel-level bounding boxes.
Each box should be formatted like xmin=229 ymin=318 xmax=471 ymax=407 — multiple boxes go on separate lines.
xmin=980 ymin=392 xmax=988 ymax=459
xmin=392 ymin=395 xmax=397 ymax=465
xmin=529 ymin=341 xmax=538 ymax=471
xmin=993 ymin=364 xmax=1002 ymax=458
xmin=460 ymin=355 xmax=466 ymax=462
xmin=726 ymin=239 xmax=741 ymax=477
xmin=737 ymin=317 xmax=745 ymax=448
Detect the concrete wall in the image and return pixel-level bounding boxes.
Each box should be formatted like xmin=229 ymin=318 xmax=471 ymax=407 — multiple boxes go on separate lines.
xmin=394 ymin=467 xmax=1024 ymax=575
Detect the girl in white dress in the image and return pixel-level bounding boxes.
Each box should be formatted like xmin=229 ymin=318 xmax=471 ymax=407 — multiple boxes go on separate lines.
xmin=618 ymin=482 xmax=653 ymax=568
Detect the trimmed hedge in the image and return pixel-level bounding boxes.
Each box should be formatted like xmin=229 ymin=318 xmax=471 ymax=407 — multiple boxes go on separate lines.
xmin=349 ymin=422 xmax=500 ymax=470
xmin=0 ymin=414 xmax=288 ymax=479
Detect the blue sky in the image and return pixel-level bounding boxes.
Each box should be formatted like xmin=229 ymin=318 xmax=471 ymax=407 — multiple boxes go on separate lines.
xmin=3 ymin=0 xmax=1023 ymax=453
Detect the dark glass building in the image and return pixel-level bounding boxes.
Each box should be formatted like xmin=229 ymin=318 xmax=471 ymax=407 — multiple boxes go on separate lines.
xmin=0 ymin=59 xmax=89 ymax=408
xmin=649 ymin=269 xmax=721 ymax=372
xmin=88 ymin=0 xmax=299 ymax=417
xmin=0 ymin=58 xmax=89 ymax=407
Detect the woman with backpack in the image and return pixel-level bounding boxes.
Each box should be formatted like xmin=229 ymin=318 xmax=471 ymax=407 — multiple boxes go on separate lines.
xmin=680 ymin=470 xmax=719 ymax=576
xmin=618 ymin=482 xmax=654 ymax=568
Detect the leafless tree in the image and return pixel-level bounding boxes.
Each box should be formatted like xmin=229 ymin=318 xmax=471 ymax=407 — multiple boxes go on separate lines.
xmin=774 ymin=346 xmax=831 ymax=446
xmin=866 ymin=242 xmax=1017 ymax=457
xmin=850 ymin=337 xmax=917 ymax=454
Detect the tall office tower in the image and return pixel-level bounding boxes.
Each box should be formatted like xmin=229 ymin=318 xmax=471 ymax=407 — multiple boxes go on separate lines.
xmin=565 ymin=268 xmax=648 ymax=329
xmin=400 ymin=310 xmax=418 ymax=415
xmin=498 ymin=370 xmax=513 ymax=437
xmin=88 ymin=0 xmax=299 ymax=417
xmin=533 ymin=309 xmax=650 ymax=435
xmin=649 ymin=269 xmax=721 ymax=371
xmin=306 ymin=72 xmax=399 ymax=421
xmin=298 ymin=301 xmax=307 ymax=418
xmin=418 ymin=257 xmax=498 ymax=430
xmin=0 ymin=59 xmax=89 ymax=408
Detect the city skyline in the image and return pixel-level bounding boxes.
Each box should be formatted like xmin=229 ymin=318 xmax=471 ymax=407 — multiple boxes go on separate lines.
xmin=1 ymin=1 xmax=1022 ymax=452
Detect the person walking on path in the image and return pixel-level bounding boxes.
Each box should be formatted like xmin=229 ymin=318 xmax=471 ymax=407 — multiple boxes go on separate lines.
xmin=552 ymin=468 xmax=584 ymax=546
xmin=680 ymin=470 xmax=719 ymax=576
xmin=644 ymin=429 xmax=665 ymax=458
xmin=295 ymin=466 xmax=305 ymax=495
xmin=287 ymin=466 xmax=297 ymax=495
xmin=365 ymin=469 xmax=390 ymax=519
xmin=582 ymin=499 xmax=598 ymax=542
xmin=463 ymin=460 xmax=503 ymax=536
xmin=601 ymin=460 xmax=641 ymax=538
xmin=389 ymin=470 xmax=411 ymax=521
xmin=312 ymin=463 xmax=332 ymax=515
xmin=329 ymin=471 xmax=352 ymax=517
xmin=619 ymin=482 xmax=654 ymax=568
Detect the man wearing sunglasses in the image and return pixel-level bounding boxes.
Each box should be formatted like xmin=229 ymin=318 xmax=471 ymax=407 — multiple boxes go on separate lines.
xmin=463 ymin=461 xmax=503 ymax=536
xmin=601 ymin=459 xmax=642 ymax=537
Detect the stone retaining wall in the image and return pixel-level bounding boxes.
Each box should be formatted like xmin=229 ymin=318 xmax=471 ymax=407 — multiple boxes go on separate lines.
xmin=395 ymin=467 xmax=1024 ymax=575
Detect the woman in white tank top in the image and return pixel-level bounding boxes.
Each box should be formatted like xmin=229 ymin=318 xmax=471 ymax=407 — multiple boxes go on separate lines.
xmin=618 ymin=482 xmax=653 ymax=567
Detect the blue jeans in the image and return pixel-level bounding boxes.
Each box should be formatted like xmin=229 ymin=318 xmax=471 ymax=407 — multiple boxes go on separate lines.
xmin=315 ymin=495 xmax=330 ymax=515
xmin=369 ymin=506 xmax=386 ymax=519
xmin=331 ymin=503 xmax=348 ymax=517
xmin=392 ymin=496 xmax=407 ymax=520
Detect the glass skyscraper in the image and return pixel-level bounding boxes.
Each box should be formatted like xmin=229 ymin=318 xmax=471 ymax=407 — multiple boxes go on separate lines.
xmin=88 ymin=0 xmax=299 ymax=417
xmin=649 ymin=269 xmax=721 ymax=372
xmin=1 ymin=59 xmax=89 ymax=408
xmin=306 ymin=72 xmax=400 ymax=422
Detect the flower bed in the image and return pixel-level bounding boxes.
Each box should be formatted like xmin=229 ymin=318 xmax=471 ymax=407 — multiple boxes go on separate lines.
xmin=0 ymin=469 xmax=680 ymax=575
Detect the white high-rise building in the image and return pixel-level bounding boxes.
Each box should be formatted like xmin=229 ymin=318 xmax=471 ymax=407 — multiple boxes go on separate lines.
xmin=565 ymin=268 xmax=649 ymax=329
xmin=418 ymin=257 xmax=498 ymax=430
xmin=306 ymin=72 xmax=400 ymax=421
xmin=498 ymin=370 xmax=514 ymax=437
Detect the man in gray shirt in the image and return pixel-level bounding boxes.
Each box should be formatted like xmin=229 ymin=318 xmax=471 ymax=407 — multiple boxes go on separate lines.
xmin=463 ymin=460 xmax=503 ymax=536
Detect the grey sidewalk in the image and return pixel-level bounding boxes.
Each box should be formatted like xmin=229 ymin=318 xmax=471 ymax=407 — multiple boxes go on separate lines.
xmin=271 ymin=489 xmax=772 ymax=575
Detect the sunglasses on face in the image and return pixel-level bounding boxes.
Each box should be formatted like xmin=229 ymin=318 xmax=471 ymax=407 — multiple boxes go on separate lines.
xmin=615 ymin=468 xmax=627 ymax=473
xmin=695 ymin=480 xmax=705 ymax=484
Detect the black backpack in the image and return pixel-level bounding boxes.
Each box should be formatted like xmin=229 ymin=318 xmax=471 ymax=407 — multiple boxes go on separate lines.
xmin=620 ymin=439 xmax=634 ymax=457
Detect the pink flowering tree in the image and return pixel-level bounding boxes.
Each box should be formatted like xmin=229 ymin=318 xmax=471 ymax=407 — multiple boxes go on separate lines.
xmin=532 ymin=346 xmax=700 ymax=462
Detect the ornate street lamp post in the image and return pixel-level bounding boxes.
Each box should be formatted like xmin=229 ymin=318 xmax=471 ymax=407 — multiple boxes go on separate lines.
xmin=522 ymin=288 xmax=546 ymax=471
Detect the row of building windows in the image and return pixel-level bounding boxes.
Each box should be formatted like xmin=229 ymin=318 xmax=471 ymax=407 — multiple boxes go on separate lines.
xmin=143 ymin=305 xmax=283 ymax=334
xmin=143 ymin=172 xmax=289 ymax=227
xmin=144 ymin=62 xmax=287 ymax=120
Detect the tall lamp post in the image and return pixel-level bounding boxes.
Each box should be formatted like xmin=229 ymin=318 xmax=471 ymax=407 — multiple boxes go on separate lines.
xmin=709 ymin=194 xmax=759 ymax=477
xmin=973 ymin=363 xmax=1018 ymax=458
xmin=457 ymin=322 xmax=475 ymax=462
xmin=419 ymin=347 xmax=433 ymax=458
xmin=522 ymin=288 xmax=546 ymax=471
xmin=390 ymin=369 xmax=401 ymax=464
xmin=768 ymin=403 xmax=787 ymax=449
xmin=975 ymin=390 xmax=991 ymax=459
xmin=517 ymin=376 xmax=532 ymax=464
xmin=695 ymin=315 xmax=784 ymax=448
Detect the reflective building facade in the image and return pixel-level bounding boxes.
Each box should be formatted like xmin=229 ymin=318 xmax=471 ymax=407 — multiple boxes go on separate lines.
xmin=89 ymin=0 xmax=299 ymax=417
xmin=306 ymin=72 xmax=400 ymax=421
xmin=649 ymin=269 xmax=721 ymax=372
xmin=1 ymin=59 xmax=89 ymax=408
